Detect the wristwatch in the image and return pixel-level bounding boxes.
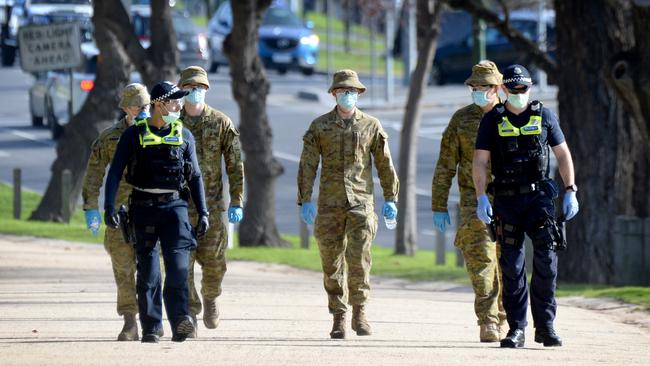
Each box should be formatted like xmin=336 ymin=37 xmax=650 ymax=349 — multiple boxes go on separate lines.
xmin=565 ymin=184 xmax=578 ymax=192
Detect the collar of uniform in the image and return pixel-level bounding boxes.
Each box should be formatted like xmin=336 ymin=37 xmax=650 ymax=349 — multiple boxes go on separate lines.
xmin=118 ymin=116 xmax=131 ymax=130
xmin=329 ymin=107 xmax=362 ymax=128
xmin=181 ymin=104 xmax=212 ymax=124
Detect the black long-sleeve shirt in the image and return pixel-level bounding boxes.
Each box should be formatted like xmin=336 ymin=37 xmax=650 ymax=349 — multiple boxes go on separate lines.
xmin=104 ymin=122 xmax=208 ymax=216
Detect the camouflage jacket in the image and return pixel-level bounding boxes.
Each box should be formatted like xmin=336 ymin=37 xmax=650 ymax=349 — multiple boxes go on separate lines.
xmin=82 ymin=118 xmax=132 ymax=210
xmin=298 ymin=108 xmax=399 ymax=208
xmin=181 ymin=105 xmax=244 ymax=211
xmin=431 ymin=103 xmax=492 ymax=212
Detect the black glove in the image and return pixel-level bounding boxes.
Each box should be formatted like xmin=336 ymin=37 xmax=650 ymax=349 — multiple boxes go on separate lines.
xmin=104 ymin=206 xmax=120 ymax=229
xmin=196 ymin=214 xmax=209 ymax=237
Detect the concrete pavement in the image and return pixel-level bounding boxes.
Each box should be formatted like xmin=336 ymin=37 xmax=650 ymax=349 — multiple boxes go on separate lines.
xmin=1 ymin=234 xmax=648 ymax=365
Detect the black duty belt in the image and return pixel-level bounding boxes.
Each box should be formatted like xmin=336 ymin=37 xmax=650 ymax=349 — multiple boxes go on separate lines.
xmin=490 ymin=182 xmax=541 ymax=197
xmin=130 ymin=191 xmax=181 ymax=206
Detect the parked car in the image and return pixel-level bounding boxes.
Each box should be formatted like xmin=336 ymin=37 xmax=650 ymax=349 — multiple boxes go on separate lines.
xmin=132 ymin=6 xmax=211 ymax=71
xmin=431 ymin=10 xmax=556 ymax=85
xmin=208 ymin=0 xmax=319 ymax=75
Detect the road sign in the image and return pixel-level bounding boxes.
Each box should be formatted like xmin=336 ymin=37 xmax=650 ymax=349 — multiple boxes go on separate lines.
xmin=18 ymin=22 xmax=82 ymax=72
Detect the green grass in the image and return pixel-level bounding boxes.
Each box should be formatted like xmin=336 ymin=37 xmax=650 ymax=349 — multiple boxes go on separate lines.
xmin=0 ymin=184 xmax=104 ymax=244
xmin=2 ymin=183 xmax=649 ymax=311
xmin=306 ymin=11 xmax=373 ymax=38
xmin=557 ymin=284 xmax=650 ymax=310
xmin=229 ymin=236 xmax=469 ymax=283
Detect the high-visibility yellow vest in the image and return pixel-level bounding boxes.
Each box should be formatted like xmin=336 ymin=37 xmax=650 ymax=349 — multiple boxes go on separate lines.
xmin=136 ymin=118 xmax=184 ymax=147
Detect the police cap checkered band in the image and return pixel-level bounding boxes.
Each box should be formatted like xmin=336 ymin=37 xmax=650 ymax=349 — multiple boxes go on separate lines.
xmin=150 ymin=81 xmax=189 ymax=103
xmin=502 ymin=64 xmax=533 ymax=88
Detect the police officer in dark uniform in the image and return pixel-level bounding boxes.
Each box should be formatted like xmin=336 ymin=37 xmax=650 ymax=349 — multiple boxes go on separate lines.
xmin=472 ymin=65 xmax=579 ymax=348
xmin=104 ymin=81 xmax=210 ymax=343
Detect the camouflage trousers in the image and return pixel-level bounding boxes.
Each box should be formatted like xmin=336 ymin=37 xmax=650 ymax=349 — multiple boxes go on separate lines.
xmin=188 ymin=209 xmax=228 ymax=316
xmin=104 ymin=227 xmax=138 ymax=316
xmin=455 ymin=207 xmax=506 ymax=326
xmin=314 ymin=204 xmax=378 ymax=314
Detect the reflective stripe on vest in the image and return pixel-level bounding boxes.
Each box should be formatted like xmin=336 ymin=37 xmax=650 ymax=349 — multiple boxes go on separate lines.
xmin=136 ymin=119 xmax=184 ymax=147
xmin=497 ymin=115 xmax=542 ymax=137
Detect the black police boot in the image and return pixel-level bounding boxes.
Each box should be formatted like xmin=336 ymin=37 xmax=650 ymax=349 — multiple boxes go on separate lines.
xmin=500 ymin=328 xmax=525 ymax=348
xmin=534 ymin=327 xmax=562 ymax=347
xmin=141 ymin=323 xmax=163 ymax=343
xmin=171 ymin=315 xmax=195 ymax=342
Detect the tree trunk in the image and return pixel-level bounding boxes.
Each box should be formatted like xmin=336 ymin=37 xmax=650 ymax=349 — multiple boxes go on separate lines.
xmin=223 ymin=0 xmax=290 ymax=247
xmin=30 ymin=0 xmax=179 ymax=221
xmin=553 ymin=0 xmax=650 ymax=283
xmin=29 ymin=3 xmax=132 ymax=221
xmin=394 ymin=0 xmax=445 ymax=255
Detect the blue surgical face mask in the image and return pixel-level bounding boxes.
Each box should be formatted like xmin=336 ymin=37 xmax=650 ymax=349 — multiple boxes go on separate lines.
xmin=336 ymin=91 xmax=358 ymax=110
xmin=471 ymin=90 xmax=490 ymax=107
xmin=507 ymin=92 xmax=530 ymax=109
xmin=185 ymin=88 xmax=206 ymax=104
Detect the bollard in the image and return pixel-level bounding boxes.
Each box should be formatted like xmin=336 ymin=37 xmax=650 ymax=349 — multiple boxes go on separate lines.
xmin=300 ymin=207 xmax=309 ymax=249
xmin=13 ymin=168 xmax=21 ymax=219
xmin=456 ymin=204 xmax=464 ymax=267
xmin=61 ymin=169 xmax=72 ymax=222
xmin=435 ymin=230 xmax=446 ymax=265
xmin=456 ymin=248 xmax=465 ymax=267
xmin=226 ymin=211 xmax=234 ymax=249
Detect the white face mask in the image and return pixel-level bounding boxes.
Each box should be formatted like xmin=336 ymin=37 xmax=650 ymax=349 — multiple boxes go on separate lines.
xmin=507 ymin=92 xmax=530 ymax=109
xmin=161 ymin=103 xmax=180 ymax=123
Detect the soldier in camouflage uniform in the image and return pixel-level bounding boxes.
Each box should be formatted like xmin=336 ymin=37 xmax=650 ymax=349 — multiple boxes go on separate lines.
xmin=178 ymin=66 xmax=244 ymax=335
xmin=297 ymin=69 xmax=399 ymax=339
xmin=81 ymin=83 xmax=150 ymax=341
xmin=431 ymin=61 xmax=506 ymax=342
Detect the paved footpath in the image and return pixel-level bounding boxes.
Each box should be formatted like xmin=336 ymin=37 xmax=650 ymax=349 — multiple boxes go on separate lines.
xmin=1 ymin=235 xmax=648 ymax=366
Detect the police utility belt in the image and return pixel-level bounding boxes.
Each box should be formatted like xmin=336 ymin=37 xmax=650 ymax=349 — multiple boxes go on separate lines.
xmin=488 ymin=181 xmax=543 ymax=196
xmin=130 ymin=188 xmax=182 ymax=206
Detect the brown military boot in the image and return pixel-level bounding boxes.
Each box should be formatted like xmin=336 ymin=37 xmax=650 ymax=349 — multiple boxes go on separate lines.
xmin=203 ymin=297 xmax=220 ymax=329
xmin=351 ymin=305 xmax=372 ymax=336
xmin=117 ymin=313 xmax=139 ymax=341
xmin=330 ymin=312 xmax=346 ymax=339
xmin=480 ymin=322 xmax=501 ymax=342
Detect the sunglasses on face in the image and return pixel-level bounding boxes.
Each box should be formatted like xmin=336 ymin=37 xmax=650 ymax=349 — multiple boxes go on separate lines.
xmin=506 ymin=87 xmax=529 ymax=94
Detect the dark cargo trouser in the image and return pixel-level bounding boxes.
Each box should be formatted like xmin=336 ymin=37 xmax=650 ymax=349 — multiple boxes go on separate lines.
xmin=494 ymin=189 xmax=558 ymax=331
xmin=131 ymin=199 xmax=196 ymax=334
xmin=455 ymin=207 xmax=506 ymax=326
xmin=188 ymin=209 xmax=228 ymax=316
xmin=314 ymin=204 xmax=378 ymax=314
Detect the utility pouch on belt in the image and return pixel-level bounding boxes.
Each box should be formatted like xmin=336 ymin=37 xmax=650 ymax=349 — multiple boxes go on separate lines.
xmin=487 ymin=215 xmax=502 ymax=244
xmin=118 ymin=204 xmax=136 ymax=245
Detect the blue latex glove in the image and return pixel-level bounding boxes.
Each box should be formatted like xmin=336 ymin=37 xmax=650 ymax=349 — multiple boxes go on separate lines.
xmin=433 ymin=211 xmax=451 ymax=233
xmin=301 ymin=202 xmax=317 ymax=225
xmin=228 ymin=206 xmax=243 ymax=223
xmin=84 ymin=209 xmax=101 ymax=236
xmin=476 ymin=194 xmax=493 ymax=224
xmin=563 ymin=191 xmax=579 ymax=221
xmin=136 ymin=111 xmax=149 ymax=121
xmin=382 ymin=201 xmax=398 ymax=219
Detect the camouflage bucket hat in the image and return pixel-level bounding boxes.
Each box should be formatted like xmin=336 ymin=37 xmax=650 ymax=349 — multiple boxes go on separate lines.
xmin=119 ymin=83 xmax=150 ymax=108
xmin=328 ymin=69 xmax=366 ymax=93
xmin=178 ymin=66 xmax=210 ymax=89
xmin=464 ymin=60 xmax=503 ymax=86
